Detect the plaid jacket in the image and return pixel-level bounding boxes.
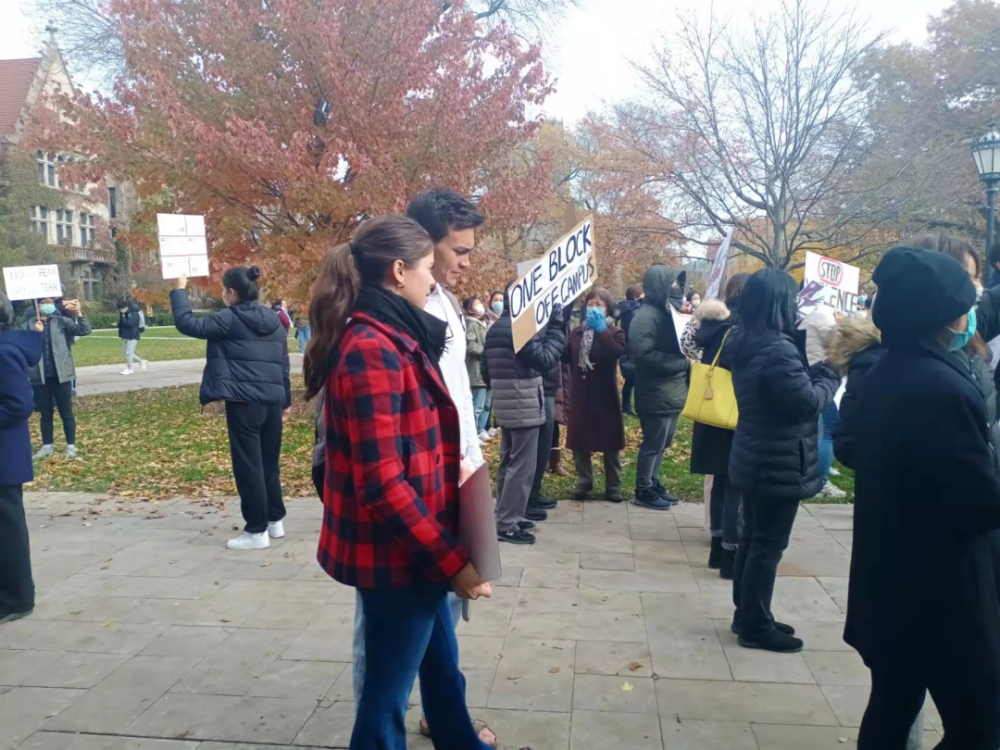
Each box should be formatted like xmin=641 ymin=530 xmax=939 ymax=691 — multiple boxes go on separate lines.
xmin=317 ymin=313 xmax=470 ymax=589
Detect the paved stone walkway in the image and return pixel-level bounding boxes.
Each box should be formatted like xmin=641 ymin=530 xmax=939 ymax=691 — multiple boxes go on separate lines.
xmin=75 ymin=356 xmax=303 ymax=397
xmin=1 ymin=493 xmax=938 ymax=749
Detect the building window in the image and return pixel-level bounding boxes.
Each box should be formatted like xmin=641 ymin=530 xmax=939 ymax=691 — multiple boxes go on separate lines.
xmin=36 ymin=151 xmax=57 ymax=188
xmin=79 ymin=266 xmax=101 ymax=302
xmin=31 ymin=206 xmax=49 ymax=239
xmin=79 ymin=213 xmax=95 ymax=245
xmin=108 ymin=187 xmax=117 ymax=219
xmin=55 ymin=208 xmax=74 ymax=244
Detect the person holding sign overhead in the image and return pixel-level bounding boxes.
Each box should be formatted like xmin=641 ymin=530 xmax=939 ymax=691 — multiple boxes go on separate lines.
xmin=27 ymin=296 xmax=90 ymax=460
xmin=170 ymin=267 xmax=291 ymax=550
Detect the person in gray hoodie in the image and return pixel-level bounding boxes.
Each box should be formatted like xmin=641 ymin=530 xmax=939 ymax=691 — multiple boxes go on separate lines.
xmin=628 ymin=265 xmax=690 ymax=510
xmin=482 ymin=284 xmax=566 ymax=545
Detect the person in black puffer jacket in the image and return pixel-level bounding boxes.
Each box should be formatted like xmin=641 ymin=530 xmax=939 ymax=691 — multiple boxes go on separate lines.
xmin=728 ymin=269 xmax=839 ymax=654
xmin=482 ymin=284 xmax=566 ymax=545
xmin=171 ymin=266 xmax=291 ymax=551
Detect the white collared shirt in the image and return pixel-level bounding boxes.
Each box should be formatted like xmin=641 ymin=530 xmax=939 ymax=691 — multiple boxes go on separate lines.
xmin=425 ymin=286 xmax=484 ymax=469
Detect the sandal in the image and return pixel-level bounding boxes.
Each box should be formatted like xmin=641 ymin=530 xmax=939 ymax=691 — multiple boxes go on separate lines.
xmin=418 ymin=718 xmax=499 ymax=748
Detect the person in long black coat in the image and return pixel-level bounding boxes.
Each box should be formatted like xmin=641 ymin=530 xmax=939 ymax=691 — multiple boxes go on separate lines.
xmin=0 ymin=292 xmax=42 ymax=624
xmin=838 ymin=246 xmax=1000 ymax=749
xmin=689 ymin=273 xmax=750 ymax=579
xmin=727 ymin=269 xmax=839 ymax=653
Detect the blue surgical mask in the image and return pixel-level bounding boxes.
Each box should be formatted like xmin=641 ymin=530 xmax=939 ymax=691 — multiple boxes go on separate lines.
xmin=948 ymin=306 xmax=977 ymax=351
xmin=491 ymin=301 xmax=503 ymax=314
xmin=586 ymin=307 xmax=606 ymax=326
xmin=39 ymin=303 xmax=56 ymax=316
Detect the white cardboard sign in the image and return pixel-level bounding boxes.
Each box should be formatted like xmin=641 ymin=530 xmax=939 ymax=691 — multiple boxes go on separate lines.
xmin=158 ymin=214 xmax=209 ymax=280
xmin=802 ymin=251 xmax=860 ymax=314
xmin=509 ymin=216 xmax=596 ymax=352
xmin=2 ymin=264 xmax=62 ymax=301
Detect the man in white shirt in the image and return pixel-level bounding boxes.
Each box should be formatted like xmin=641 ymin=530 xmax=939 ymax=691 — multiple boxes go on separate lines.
xmin=352 ymin=188 xmax=495 ymax=748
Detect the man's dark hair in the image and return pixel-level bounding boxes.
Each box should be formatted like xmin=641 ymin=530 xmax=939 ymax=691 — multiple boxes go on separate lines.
xmin=406 ymin=188 xmax=485 ymax=243
xmin=989 ymin=241 xmax=1000 ymax=271
xmin=625 ymin=284 xmax=642 ymax=301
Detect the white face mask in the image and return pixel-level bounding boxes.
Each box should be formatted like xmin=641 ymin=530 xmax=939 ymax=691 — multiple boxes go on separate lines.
xmin=473 ymin=305 xmax=485 ymax=317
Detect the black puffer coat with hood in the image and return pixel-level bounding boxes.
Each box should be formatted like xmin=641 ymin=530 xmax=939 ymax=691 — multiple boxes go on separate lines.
xmin=170 ymin=288 xmax=291 ymax=408
xmin=627 ymin=265 xmax=690 ymax=416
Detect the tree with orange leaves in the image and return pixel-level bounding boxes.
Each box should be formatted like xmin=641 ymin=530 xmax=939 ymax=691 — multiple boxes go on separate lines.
xmin=29 ymin=0 xmax=552 ymax=303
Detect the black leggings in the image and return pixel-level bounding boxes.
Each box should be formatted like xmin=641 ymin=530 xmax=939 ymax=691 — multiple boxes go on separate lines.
xmin=33 ymin=379 xmax=75 ymax=445
xmin=225 ymin=401 xmax=286 ymax=534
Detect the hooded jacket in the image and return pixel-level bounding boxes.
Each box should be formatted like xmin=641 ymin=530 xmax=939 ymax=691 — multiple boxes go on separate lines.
xmin=0 ymin=330 xmax=42 ymax=486
xmin=118 ymin=303 xmax=143 ymax=341
xmin=171 ymin=289 xmax=291 ymax=408
xmin=627 ymin=265 xmax=690 ymax=416
xmin=481 ymin=287 xmax=566 ymax=430
xmin=829 ymin=318 xmax=883 ymax=470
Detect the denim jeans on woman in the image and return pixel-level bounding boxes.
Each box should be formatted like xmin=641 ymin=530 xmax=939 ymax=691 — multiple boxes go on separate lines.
xmin=709 ymin=472 xmax=742 ymax=550
xmin=353 ymin=590 xmax=463 ymax=704
xmin=818 ymin=400 xmax=839 ymax=483
xmin=471 ymin=386 xmax=489 ymax=434
xmin=350 ymin=586 xmax=487 ymax=750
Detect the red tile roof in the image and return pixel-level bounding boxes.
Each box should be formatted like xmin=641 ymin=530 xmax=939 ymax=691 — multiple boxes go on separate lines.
xmin=0 ymin=57 xmax=41 ymax=138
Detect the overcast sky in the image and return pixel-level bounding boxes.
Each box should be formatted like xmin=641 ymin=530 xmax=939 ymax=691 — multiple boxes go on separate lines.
xmin=2 ymin=0 xmax=955 ymax=122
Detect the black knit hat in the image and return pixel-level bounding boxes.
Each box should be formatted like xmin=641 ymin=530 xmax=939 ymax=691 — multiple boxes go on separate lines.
xmin=872 ymin=246 xmax=975 ymax=343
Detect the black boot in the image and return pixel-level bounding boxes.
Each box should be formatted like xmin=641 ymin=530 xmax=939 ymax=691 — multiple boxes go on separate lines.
xmin=708 ymin=538 xmax=724 ymax=569
xmin=738 ymin=629 xmax=803 ymax=654
xmin=719 ymin=548 xmax=736 ymax=580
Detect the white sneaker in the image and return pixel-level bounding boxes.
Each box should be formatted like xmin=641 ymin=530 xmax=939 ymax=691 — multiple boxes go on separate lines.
xmin=267 ymin=520 xmax=285 ymax=539
xmin=120 ymin=369 xmax=133 ymax=376
xmin=478 ymin=431 xmax=490 ymax=442
xmin=140 ymin=359 xmax=148 ymax=371
xmin=817 ymin=481 xmax=847 ymax=499
xmin=828 ymin=466 xmax=841 ymax=477
xmin=226 ymin=531 xmax=270 ymax=550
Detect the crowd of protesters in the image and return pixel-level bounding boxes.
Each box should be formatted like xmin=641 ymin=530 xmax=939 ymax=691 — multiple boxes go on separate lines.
xmin=4 ymin=177 xmax=1000 ymax=749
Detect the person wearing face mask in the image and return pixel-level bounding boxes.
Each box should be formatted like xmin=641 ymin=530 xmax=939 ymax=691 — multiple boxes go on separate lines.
xmin=628 ymin=265 xmax=691 ymax=509
xmin=304 ymin=215 xmax=501 ymax=750
xmin=486 ymin=290 xmax=505 ymax=324
xmin=836 ymin=245 xmax=1000 ymax=748
xmin=171 ymin=265 xmax=291 ymax=551
xmin=26 ymin=296 xmax=90 ymax=460
xmin=464 ymin=297 xmax=490 ymax=439
xmin=564 ymin=288 xmax=627 ymax=501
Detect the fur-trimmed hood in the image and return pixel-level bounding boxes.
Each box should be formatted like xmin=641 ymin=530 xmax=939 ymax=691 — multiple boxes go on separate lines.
xmin=828 ymin=317 xmax=882 ymax=375
xmin=693 ymin=298 xmax=730 ymax=324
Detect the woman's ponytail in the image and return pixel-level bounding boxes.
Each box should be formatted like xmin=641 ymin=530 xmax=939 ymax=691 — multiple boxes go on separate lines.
xmin=304 ymin=243 xmax=360 ymax=399
xmin=303 ymin=215 xmax=435 ymax=400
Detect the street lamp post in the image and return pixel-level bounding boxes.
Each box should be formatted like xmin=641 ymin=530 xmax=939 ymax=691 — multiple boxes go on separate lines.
xmin=973 ymin=118 xmax=1000 ymax=258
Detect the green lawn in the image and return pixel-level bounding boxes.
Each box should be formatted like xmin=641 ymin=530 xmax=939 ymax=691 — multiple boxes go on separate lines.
xmin=74 ymin=326 xmax=299 ymax=366
xmin=27 ymin=386 xmax=853 ymax=503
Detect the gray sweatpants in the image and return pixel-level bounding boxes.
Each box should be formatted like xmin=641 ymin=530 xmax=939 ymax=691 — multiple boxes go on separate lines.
xmin=495 ymin=426 xmax=540 ymax=534
xmin=123 ymin=339 xmax=145 ymax=369
xmin=635 ymin=412 xmax=680 ymax=490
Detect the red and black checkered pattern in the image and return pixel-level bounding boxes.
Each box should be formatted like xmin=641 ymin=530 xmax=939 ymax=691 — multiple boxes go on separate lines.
xmin=317 ymin=313 xmax=470 ymax=589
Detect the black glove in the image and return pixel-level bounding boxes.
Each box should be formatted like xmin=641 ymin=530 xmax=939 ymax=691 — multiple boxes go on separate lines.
xmin=549 ymin=302 xmax=564 ymax=328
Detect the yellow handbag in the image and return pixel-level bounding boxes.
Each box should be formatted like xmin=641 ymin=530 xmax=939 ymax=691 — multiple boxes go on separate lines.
xmin=682 ymin=329 xmax=738 ymax=430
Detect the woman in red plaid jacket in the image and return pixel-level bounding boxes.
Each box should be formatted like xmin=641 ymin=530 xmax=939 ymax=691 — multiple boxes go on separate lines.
xmin=304 ymin=215 xmax=506 ymax=750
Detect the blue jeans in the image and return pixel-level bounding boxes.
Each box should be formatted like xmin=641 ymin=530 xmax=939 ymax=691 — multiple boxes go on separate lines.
xmin=353 ymin=590 xmax=463 ymax=705
xmin=818 ymin=400 xmax=839 ymax=483
xmin=471 ymin=387 xmax=489 ymax=434
xmin=295 ymin=326 xmax=311 ymax=354
xmin=351 ymin=587 xmax=487 ymax=750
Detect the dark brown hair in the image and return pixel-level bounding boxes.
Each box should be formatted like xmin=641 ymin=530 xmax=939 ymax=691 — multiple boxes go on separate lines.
xmin=584 ymin=287 xmax=617 ymax=318
xmin=625 ymin=284 xmax=642 ymax=301
xmin=724 ymin=273 xmax=751 ymax=314
xmin=303 ymin=215 xmax=435 ymax=399
xmin=909 ymin=232 xmax=989 ymax=358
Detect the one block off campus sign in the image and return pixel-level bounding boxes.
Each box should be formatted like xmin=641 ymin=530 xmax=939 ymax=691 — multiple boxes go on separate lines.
xmin=510 ymin=216 xmax=597 ymax=352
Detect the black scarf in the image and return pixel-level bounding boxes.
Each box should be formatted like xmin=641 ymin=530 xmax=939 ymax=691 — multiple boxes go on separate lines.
xmin=353 ymin=284 xmax=447 ymax=375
